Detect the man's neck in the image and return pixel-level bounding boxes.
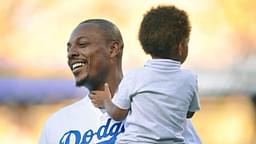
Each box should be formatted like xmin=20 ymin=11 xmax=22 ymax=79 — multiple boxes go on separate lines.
xmin=88 ymin=68 xmax=122 ymax=96
xmin=105 ymin=71 xmax=123 ymax=96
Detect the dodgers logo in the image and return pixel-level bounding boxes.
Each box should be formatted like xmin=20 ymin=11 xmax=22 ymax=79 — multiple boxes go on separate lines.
xmin=59 ymin=118 xmax=125 ymax=144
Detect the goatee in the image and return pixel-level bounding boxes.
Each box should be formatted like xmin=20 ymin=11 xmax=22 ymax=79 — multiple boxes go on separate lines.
xmin=75 ymin=77 xmax=99 ymax=91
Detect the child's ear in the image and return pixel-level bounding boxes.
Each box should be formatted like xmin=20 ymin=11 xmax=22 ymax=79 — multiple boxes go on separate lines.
xmin=109 ymin=41 xmax=121 ymax=58
xmin=178 ymin=43 xmax=184 ymax=56
xmin=177 ymin=40 xmax=188 ymax=56
xmin=177 ymin=40 xmax=188 ymax=64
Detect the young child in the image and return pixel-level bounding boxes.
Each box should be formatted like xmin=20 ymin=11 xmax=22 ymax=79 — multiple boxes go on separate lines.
xmin=90 ymin=5 xmax=200 ymax=144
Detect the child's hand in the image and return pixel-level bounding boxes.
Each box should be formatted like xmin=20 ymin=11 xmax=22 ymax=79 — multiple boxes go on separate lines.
xmin=89 ymin=83 xmax=112 ymax=108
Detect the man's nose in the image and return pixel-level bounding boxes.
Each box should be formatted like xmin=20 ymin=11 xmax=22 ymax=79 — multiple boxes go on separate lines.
xmin=68 ymin=49 xmax=79 ymax=58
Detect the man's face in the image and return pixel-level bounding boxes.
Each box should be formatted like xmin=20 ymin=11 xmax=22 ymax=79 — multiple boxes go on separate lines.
xmin=67 ymin=23 xmax=110 ymax=89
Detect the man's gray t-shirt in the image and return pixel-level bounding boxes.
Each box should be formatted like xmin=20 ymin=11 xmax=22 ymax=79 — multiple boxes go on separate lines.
xmin=112 ymin=59 xmax=200 ymax=144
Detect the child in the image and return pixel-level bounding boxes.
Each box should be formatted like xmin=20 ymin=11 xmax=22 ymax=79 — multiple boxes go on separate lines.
xmin=90 ymin=5 xmax=200 ymax=144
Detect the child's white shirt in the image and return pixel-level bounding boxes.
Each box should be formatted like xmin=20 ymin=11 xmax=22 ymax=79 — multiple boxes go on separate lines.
xmin=112 ymin=59 xmax=200 ymax=143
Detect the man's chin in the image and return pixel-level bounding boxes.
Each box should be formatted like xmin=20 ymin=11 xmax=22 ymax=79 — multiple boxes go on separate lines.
xmin=75 ymin=77 xmax=95 ymax=91
xmin=75 ymin=78 xmax=88 ymax=87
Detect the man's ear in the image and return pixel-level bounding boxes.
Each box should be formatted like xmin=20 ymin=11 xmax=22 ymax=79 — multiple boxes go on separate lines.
xmin=109 ymin=41 xmax=121 ymax=58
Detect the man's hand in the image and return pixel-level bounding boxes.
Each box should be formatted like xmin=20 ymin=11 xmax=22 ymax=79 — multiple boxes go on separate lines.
xmin=89 ymin=83 xmax=112 ymax=108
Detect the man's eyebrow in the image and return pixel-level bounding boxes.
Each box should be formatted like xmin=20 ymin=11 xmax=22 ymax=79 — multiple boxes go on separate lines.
xmin=77 ymin=36 xmax=89 ymax=41
xmin=67 ymin=36 xmax=89 ymax=45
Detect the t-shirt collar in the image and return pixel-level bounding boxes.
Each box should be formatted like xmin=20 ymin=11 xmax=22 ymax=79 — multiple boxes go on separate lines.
xmin=144 ymin=59 xmax=181 ymax=71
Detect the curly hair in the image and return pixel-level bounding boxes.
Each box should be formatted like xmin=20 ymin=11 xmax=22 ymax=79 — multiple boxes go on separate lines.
xmin=139 ymin=5 xmax=191 ymax=58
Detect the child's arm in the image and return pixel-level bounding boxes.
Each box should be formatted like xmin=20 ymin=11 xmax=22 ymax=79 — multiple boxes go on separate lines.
xmin=187 ymin=76 xmax=200 ymax=119
xmin=90 ymin=83 xmax=129 ymax=121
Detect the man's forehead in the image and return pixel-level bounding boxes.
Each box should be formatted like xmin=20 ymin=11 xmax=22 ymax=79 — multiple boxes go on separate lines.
xmin=73 ymin=23 xmax=98 ymax=34
xmin=69 ymin=23 xmax=105 ymax=40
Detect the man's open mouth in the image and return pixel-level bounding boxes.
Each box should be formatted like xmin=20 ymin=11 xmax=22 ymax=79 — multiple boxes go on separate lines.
xmin=72 ymin=61 xmax=87 ymax=73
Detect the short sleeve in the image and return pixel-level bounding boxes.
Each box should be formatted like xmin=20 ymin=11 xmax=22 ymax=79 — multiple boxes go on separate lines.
xmin=188 ymin=77 xmax=200 ymax=112
xmin=112 ymin=73 xmax=134 ymax=110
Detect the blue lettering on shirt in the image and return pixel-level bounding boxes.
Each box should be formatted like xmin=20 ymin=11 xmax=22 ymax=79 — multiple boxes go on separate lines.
xmin=59 ymin=118 xmax=125 ymax=144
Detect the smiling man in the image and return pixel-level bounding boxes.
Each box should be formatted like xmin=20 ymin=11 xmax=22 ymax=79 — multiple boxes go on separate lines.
xmin=67 ymin=20 xmax=122 ymax=91
xmin=39 ymin=19 xmax=124 ymax=144
xmin=39 ymin=19 xmax=201 ymax=144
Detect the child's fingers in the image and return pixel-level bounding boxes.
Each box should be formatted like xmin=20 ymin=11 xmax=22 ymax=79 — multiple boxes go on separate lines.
xmin=92 ymin=101 xmax=102 ymax=108
xmin=89 ymin=91 xmax=104 ymax=100
xmin=89 ymin=93 xmax=95 ymax=100
xmin=104 ymin=83 xmax=111 ymax=96
xmin=91 ymin=101 xmax=99 ymax=108
xmin=91 ymin=98 xmax=99 ymax=106
xmin=90 ymin=91 xmax=102 ymax=95
xmin=91 ymin=90 xmax=106 ymax=96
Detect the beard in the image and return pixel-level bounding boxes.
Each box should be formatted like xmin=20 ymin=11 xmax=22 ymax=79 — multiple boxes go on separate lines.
xmin=75 ymin=76 xmax=97 ymax=91
xmin=75 ymin=76 xmax=88 ymax=87
xmin=75 ymin=72 xmax=108 ymax=91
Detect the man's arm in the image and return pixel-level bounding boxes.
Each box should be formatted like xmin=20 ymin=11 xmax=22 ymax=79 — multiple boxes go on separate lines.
xmin=90 ymin=83 xmax=128 ymax=121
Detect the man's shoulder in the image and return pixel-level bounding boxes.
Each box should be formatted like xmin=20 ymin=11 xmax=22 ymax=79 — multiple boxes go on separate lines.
xmin=48 ymin=89 xmax=91 ymax=120
xmin=47 ymin=97 xmax=100 ymax=125
xmin=40 ymin=96 xmax=127 ymax=144
xmin=45 ymin=97 xmax=86 ymax=125
xmin=39 ymin=97 xmax=88 ymax=144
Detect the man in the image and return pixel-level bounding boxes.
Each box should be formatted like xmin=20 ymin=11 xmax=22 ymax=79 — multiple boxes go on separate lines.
xmin=39 ymin=19 xmax=201 ymax=144
xmin=39 ymin=19 xmax=124 ymax=144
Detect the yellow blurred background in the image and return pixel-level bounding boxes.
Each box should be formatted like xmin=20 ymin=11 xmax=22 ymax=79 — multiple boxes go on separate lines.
xmin=0 ymin=0 xmax=255 ymax=143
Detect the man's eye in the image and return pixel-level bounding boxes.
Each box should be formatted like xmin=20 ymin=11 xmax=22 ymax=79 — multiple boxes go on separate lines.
xmin=67 ymin=43 xmax=71 ymax=51
xmin=79 ymin=43 xmax=87 ymax=48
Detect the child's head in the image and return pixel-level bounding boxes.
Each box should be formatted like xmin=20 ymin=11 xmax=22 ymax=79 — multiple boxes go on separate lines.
xmin=139 ymin=5 xmax=191 ymax=64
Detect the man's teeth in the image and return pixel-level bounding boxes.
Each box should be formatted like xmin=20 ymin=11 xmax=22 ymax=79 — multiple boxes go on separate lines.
xmin=72 ymin=62 xmax=85 ymax=70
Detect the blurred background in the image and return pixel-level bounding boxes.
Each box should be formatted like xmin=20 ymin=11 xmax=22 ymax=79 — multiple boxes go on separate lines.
xmin=0 ymin=0 xmax=255 ymax=143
